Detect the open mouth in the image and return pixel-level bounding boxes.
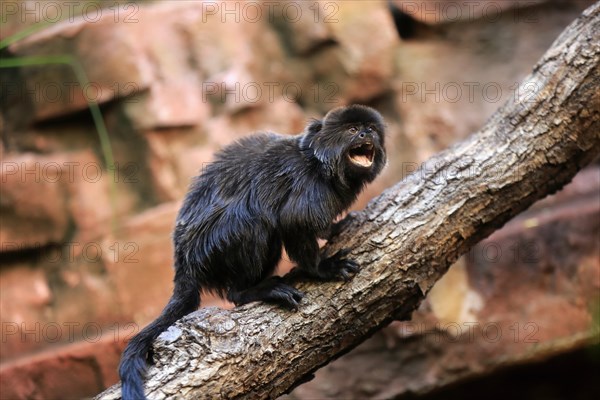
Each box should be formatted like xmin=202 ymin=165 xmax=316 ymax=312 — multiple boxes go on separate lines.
xmin=348 ymin=142 xmax=375 ymax=168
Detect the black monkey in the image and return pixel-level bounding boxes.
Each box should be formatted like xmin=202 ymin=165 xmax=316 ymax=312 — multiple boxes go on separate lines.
xmin=119 ymin=104 xmax=386 ymax=399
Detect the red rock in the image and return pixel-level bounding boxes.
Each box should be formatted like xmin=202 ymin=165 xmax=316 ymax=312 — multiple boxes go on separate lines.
xmin=122 ymin=77 xmax=209 ymax=130
xmin=120 ymin=3 xmax=210 ymax=130
xmin=174 ymin=145 xmax=217 ymax=195
xmin=1 ymin=1 xmax=123 ymax=40
xmin=182 ymin=2 xmax=291 ymax=114
xmin=60 ymin=149 xmax=138 ymax=244
xmin=0 ymin=246 xmax=123 ymax=362
xmin=143 ymin=130 xmax=188 ymax=202
xmin=205 ymin=98 xmax=306 ymax=147
xmin=8 ymin=5 xmax=153 ymax=122
xmin=2 ymin=123 xmax=105 ymax=155
xmin=7 ymin=3 xmax=212 ymax=128
xmin=393 ymin=2 xmax=589 ymax=161
xmin=0 ymin=150 xmax=137 ymax=247
xmin=309 ymin=0 xmax=399 ymax=104
xmin=0 ymin=333 xmax=126 ymax=400
xmin=267 ymin=1 xmax=335 ymax=55
xmin=101 ymin=202 xmax=180 ymax=325
xmin=0 ymin=153 xmax=69 ymax=249
xmin=0 ymin=263 xmax=52 ymax=361
xmin=143 ymin=127 xmax=213 ymax=202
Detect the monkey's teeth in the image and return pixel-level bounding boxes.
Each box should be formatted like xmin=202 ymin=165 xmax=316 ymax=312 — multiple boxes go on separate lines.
xmin=349 ymin=143 xmax=375 ymax=167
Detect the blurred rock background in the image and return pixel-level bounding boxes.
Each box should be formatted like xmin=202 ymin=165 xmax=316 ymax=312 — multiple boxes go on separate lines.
xmin=0 ymin=1 xmax=598 ymax=399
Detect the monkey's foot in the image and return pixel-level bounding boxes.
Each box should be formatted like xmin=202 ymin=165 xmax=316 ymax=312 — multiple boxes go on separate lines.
xmin=228 ymin=277 xmax=305 ymax=310
xmin=315 ymin=249 xmax=360 ymax=281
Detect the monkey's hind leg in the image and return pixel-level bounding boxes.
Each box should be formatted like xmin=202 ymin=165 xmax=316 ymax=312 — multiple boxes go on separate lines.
xmin=227 ymin=276 xmax=304 ymax=310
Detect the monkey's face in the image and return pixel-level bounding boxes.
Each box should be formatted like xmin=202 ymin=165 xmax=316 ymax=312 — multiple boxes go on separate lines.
xmin=340 ymin=121 xmax=386 ymax=185
xmin=309 ymin=105 xmax=386 ymax=184
xmin=346 ymin=123 xmax=382 ymax=169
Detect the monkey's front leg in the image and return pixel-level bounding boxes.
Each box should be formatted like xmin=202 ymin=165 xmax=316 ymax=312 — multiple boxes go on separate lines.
xmin=284 ymin=232 xmax=359 ymax=281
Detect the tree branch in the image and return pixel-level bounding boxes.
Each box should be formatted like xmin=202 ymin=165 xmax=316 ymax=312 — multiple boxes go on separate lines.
xmin=97 ymin=3 xmax=600 ymax=399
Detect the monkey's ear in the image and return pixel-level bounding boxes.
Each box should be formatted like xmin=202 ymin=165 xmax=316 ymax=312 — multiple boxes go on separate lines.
xmin=300 ymin=119 xmax=323 ymax=149
xmin=306 ymin=119 xmax=323 ymax=134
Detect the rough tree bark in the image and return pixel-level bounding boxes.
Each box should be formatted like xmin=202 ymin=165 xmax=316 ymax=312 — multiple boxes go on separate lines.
xmin=98 ymin=3 xmax=600 ymax=399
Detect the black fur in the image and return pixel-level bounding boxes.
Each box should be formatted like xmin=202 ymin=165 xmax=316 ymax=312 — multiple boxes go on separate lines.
xmin=118 ymin=104 xmax=386 ymax=399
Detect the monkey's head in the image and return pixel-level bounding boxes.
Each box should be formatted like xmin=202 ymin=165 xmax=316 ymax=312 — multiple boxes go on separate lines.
xmin=301 ymin=105 xmax=386 ymax=185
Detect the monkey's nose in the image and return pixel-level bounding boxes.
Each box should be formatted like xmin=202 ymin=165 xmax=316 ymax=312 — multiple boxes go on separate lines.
xmin=359 ymin=131 xmax=373 ymax=140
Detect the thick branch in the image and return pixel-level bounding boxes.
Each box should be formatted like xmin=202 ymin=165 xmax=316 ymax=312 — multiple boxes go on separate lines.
xmin=98 ymin=4 xmax=600 ymax=399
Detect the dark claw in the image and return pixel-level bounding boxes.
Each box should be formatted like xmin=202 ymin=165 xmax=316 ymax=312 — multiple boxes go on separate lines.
xmin=270 ymin=284 xmax=305 ymax=310
xmin=292 ymin=288 xmax=305 ymax=302
xmin=337 ymin=260 xmax=359 ymax=281
xmin=332 ymin=248 xmax=351 ymax=260
xmin=338 ymin=269 xmax=350 ymax=281
xmin=344 ymin=260 xmax=359 ymax=273
xmin=317 ymin=250 xmax=361 ymax=281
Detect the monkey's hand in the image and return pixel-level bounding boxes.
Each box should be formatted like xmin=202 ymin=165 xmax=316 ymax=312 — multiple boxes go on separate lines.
xmin=316 ymin=249 xmax=360 ymax=281
xmin=287 ymin=249 xmax=359 ymax=282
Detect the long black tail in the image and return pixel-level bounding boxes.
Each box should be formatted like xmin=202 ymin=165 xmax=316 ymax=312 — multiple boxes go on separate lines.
xmin=119 ymin=277 xmax=200 ymax=400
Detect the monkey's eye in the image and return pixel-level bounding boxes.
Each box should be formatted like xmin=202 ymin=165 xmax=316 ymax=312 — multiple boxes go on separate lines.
xmin=349 ymin=126 xmax=358 ymax=134
xmin=366 ymin=126 xmax=374 ymax=133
